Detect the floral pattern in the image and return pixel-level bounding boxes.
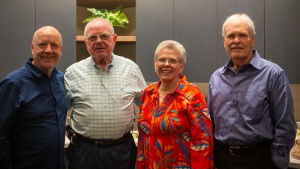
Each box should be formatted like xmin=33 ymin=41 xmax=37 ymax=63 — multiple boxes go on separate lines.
xmin=136 ymin=76 xmax=214 ymax=169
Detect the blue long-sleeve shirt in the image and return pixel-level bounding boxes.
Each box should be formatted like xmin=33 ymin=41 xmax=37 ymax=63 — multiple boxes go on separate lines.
xmin=0 ymin=58 xmax=68 ymax=169
xmin=208 ymin=51 xmax=296 ymax=169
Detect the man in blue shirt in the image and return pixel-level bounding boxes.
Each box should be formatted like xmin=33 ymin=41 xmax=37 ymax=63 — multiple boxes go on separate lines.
xmin=208 ymin=13 xmax=296 ymax=169
xmin=0 ymin=26 xmax=67 ymax=169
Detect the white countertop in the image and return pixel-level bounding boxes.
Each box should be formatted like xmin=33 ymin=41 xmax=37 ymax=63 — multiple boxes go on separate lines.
xmin=290 ymin=152 xmax=300 ymax=168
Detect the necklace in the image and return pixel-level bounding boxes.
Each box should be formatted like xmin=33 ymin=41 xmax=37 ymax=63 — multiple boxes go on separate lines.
xmin=159 ymin=80 xmax=179 ymax=100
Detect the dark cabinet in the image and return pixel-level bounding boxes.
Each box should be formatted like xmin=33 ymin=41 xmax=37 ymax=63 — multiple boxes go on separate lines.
xmin=137 ymin=0 xmax=300 ymax=83
xmin=136 ymin=0 xmax=174 ymax=82
xmin=0 ymin=0 xmax=35 ymax=79
xmin=36 ymin=0 xmax=76 ymax=72
xmin=174 ymin=0 xmax=218 ymax=82
xmin=0 ymin=0 xmax=76 ymax=79
xmin=265 ymin=0 xmax=300 ymax=83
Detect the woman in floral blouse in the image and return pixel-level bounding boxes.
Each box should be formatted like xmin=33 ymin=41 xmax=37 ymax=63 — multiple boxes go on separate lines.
xmin=135 ymin=40 xmax=214 ymax=169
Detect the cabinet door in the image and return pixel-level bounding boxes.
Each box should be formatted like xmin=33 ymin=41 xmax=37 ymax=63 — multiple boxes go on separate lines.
xmin=36 ymin=0 xmax=76 ymax=72
xmin=265 ymin=0 xmax=300 ymax=84
xmin=174 ymin=0 xmax=218 ymax=82
xmin=137 ymin=0 xmax=299 ymax=83
xmin=136 ymin=0 xmax=174 ymax=82
xmin=0 ymin=0 xmax=35 ymax=79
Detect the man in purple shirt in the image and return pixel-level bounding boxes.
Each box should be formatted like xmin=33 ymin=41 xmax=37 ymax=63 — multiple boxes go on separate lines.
xmin=208 ymin=13 xmax=296 ymax=169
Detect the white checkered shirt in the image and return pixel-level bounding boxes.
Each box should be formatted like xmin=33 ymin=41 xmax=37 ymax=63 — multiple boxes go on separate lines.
xmin=64 ymin=54 xmax=147 ymax=139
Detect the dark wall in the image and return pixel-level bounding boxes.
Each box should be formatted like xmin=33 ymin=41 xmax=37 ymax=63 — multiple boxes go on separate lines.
xmin=1 ymin=1 xmax=299 ymax=83
xmin=136 ymin=0 xmax=174 ymax=81
xmin=137 ymin=0 xmax=300 ymax=84
xmin=0 ymin=0 xmax=76 ymax=80
xmin=264 ymin=0 xmax=300 ymax=84
xmin=0 ymin=0 xmax=35 ymax=80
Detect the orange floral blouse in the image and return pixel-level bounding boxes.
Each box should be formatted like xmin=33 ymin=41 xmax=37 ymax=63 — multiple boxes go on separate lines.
xmin=135 ymin=76 xmax=214 ymax=169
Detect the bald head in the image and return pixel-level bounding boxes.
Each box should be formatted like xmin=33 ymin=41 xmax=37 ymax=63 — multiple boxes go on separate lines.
xmin=32 ymin=26 xmax=62 ymax=45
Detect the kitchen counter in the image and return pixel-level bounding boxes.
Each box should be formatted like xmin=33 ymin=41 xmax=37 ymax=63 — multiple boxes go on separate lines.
xmin=290 ymin=153 xmax=300 ymax=168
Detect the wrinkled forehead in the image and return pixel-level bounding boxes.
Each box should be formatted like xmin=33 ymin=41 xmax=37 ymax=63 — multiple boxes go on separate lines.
xmin=85 ymin=19 xmax=113 ymax=36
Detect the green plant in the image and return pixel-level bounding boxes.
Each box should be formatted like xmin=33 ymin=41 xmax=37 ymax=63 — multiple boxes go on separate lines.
xmin=83 ymin=4 xmax=129 ymax=29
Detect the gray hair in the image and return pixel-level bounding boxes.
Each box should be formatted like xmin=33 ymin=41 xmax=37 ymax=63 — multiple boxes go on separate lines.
xmin=222 ymin=13 xmax=256 ymax=38
xmin=84 ymin=18 xmax=114 ymax=37
xmin=154 ymin=40 xmax=187 ymax=64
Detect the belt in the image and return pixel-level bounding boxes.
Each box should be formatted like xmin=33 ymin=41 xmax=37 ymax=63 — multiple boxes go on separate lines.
xmin=77 ymin=132 xmax=132 ymax=148
xmin=216 ymin=139 xmax=271 ymax=156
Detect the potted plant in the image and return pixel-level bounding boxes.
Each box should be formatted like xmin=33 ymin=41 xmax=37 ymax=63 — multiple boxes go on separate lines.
xmin=83 ymin=4 xmax=129 ymax=29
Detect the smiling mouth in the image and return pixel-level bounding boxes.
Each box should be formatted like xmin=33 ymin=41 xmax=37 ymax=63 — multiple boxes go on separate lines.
xmin=161 ymin=70 xmax=171 ymax=74
xmin=42 ymin=56 xmax=54 ymax=59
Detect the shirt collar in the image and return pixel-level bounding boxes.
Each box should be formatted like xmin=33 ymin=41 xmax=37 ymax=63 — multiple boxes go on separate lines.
xmin=25 ymin=58 xmax=58 ymax=78
xmin=221 ymin=50 xmax=263 ymax=73
xmin=91 ymin=53 xmax=114 ymax=71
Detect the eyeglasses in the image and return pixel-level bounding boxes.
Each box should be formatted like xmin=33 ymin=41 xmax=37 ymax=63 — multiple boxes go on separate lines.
xmin=156 ymin=58 xmax=179 ymax=65
xmin=86 ymin=34 xmax=113 ymax=42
